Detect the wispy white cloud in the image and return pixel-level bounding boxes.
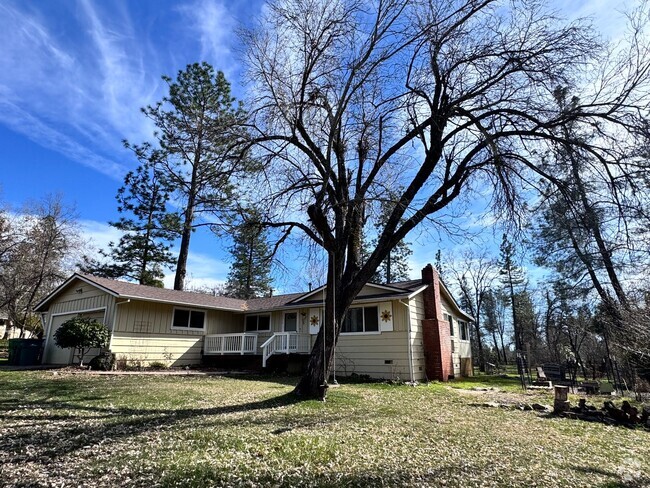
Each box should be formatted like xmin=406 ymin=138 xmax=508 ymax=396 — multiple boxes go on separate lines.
xmin=557 ymin=0 xmax=634 ymax=41
xmin=0 ymin=1 xmax=163 ymax=178
xmin=0 ymin=93 xmax=125 ymax=178
xmin=0 ymin=0 xmax=247 ymax=180
xmin=78 ymin=219 xmax=123 ymax=252
xmin=179 ymin=0 xmax=238 ymax=77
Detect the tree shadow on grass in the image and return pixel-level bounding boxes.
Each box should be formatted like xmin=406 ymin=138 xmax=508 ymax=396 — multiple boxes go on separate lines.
xmin=572 ymin=466 xmax=650 ymax=488
xmin=0 ymin=391 xmax=315 ymax=464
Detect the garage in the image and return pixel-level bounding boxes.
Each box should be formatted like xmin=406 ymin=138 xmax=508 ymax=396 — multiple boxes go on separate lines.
xmin=44 ymin=309 xmax=107 ymax=365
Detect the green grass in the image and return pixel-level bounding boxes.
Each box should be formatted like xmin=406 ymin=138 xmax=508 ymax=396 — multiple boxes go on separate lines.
xmin=0 ymin=371 xmax=648 ymax=487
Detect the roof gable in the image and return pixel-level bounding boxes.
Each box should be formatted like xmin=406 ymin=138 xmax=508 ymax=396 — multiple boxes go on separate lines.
xmin=35 ymin=274 xmax=248 ymax=313
xmin=34 ymin=275 xmax=117 ymax=312
xmin=439 ymin=281 xmax=474 ymax=322
xmin=288 ymin=281 xmax=418 ymax=305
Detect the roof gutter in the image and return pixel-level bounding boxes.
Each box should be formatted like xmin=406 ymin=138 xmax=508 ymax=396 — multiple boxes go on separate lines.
xmin=407 ymin=285 xmax=428 ymax=300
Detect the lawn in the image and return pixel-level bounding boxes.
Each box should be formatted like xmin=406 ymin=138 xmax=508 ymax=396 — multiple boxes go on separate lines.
xmin=0 ymin=371 xmax=648 ymax=487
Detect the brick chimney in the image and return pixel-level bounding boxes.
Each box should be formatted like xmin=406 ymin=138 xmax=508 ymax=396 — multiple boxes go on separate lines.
xmin=420 ymin=264 xmax=452 ymax=381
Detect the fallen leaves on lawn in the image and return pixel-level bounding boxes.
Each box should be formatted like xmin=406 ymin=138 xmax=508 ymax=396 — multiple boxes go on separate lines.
xmin=0 ymin=372 xmax=648 ymax=487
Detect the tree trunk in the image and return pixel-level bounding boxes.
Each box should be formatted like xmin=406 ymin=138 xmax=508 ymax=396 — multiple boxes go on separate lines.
xmin=173 ymin=152 xmax=200 ymax=291
xmin=294 ymin=251 xmax=353 ymax=399
xmin=491 ymin=330 xmax=501 ymax=363
xmin=499 ymin=333 xmax=508 ymax=365
xmin=294 ymin=324 xmax=335 ymax=399
xmin=174 ymin=213 xmax=193 ymax=291
xmin=473 ymin=321 xmax=485 ymax=372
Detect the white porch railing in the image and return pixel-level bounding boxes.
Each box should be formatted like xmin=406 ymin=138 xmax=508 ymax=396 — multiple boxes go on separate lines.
xmin=261 ymin=332 xmax=311 ymax=367
xmin=204 ymin=333 xmax=258 ymax=355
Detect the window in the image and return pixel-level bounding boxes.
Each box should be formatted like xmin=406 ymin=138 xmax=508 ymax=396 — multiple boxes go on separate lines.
xmin=284 ymin=312 xmax=298 ymax=332
xmin=172 ymin=308 xmax=205 ymax=330
xmin=342 ymin=306 xmax=379 ymax=333
xmin=444 ymin=313 xmax=454 ymax=336
xmin=245 ymin=314 xmax=271 ymax=332
xmin=459 ymin=321 xmax=469 ymax=341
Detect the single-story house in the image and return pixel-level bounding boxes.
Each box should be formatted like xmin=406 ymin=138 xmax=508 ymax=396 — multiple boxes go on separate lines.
xmin=1 ymin=316 xmax=35 ymax=339
xmin=34 ymin=264 xmax=473 ymax=381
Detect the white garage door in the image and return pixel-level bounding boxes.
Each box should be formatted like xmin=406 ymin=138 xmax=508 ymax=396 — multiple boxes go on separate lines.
xmin=44 ymin=310 xmax=107 ymax=365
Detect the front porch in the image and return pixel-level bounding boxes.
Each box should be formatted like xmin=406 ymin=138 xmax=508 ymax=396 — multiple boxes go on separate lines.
xmin=203 ymin=332 xmax=311 ymax=368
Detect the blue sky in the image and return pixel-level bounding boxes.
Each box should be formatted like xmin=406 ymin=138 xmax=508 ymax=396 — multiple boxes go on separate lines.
xmin=0 ymin=0 xmax=631 ymax=292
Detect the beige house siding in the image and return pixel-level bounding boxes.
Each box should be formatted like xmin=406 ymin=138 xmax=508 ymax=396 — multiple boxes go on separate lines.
xmin=330 ymin=299 xmax=410 ymax=381
xmin=243 ymin=308 xmax=310 ymax=354
xmin=39 ymin=275 xmax=470 ymax=376
xmin=334 ymin=331 xmax=410 ymax=380
xmin=48 ymin=279 xmax=117 ymax=330
xmin=295 ymin=284 xmax=394 ymax=303
xmin=408 ymin=294 xmax=427 ymax=382
xmin=110 ymin=333 xmax=203 ymax=366
xmin=113 ymin=300 xmax=243 ymax=365
xmin=356 ymin=284 xmax=391 ymax=297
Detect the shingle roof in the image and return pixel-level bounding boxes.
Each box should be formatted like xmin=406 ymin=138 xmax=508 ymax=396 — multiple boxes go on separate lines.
xmin=76 ymin=274 xmax=247 ymax=312
xmin=36 ymin=273 xmax=439 ymax=314
xmin=245 ymin=292 xmax=306 ymax=312
xmin=384 ymin=279 xmax=425 ymax=291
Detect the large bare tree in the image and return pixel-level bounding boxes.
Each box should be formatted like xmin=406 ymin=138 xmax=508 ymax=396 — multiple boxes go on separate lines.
xmin=446 ymin=249 xmax=498 ymax=371
xmin=243 ymin=0 xmax=650 ymax=398
xmin=0 ymin=196 xmax=80 ymax=338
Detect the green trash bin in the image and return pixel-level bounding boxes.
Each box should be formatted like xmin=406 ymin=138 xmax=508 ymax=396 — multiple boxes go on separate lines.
xmin=18 ymin=339 xmax=43 ymax=366
xmin=7 ymin=339 xmax=21 ymax=366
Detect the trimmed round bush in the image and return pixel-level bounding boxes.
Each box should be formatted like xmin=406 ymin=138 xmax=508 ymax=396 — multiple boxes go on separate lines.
xmin=53 ymin=317 xmax=110 ymax=366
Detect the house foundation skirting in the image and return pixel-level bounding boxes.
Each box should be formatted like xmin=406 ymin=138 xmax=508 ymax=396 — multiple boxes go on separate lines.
xmin=202 ymin=353 xmax=309 ymax=373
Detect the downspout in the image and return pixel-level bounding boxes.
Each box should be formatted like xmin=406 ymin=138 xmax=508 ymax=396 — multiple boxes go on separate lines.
xmin=400 ymin=299 xmax=415 ymax=383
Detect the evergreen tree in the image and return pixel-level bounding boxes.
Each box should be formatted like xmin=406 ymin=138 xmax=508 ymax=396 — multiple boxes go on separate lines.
xmin=139 ymin=62 xmax=251 ymax=290
xmin=224 ymin=209 xmax=273 ymax=299
xmin=81 ymin=157 xmax=179 ymax=287
xmin=513 ymin=288 xmax=539 ymax=363
xmin=483 ymin=288 xmax=510 ymax=365
xmin=434 ymin=249 xmax=445 ymax=281
xmin=498 ymin=234 xmax=526 ymax=352
xmin=370 ymin=193 xmax=412 ymax=284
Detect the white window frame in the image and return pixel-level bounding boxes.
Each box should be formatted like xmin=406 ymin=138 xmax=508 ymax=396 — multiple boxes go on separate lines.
xmin=171 ymin=307 xmax=206 ymax=331
xmin=283 ymin=311 xmax=299 ymax=332
xmin=341 ymin=305 xmax=381 ymax=335
xmin=245 ymin=314 xmax=272 ymax=332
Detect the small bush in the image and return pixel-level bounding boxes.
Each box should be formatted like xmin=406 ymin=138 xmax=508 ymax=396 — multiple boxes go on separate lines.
xmin=53 ymin=318 xmax=110 ymax=366
xmin=149 ymin=361 xmax=169 ymax=370
xmin=88 ymin=351 xmax=115 ymax=371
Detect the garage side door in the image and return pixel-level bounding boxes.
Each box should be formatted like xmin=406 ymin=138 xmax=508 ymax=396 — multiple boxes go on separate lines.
xmin=44 ymin=310 xmax=107 ymax=365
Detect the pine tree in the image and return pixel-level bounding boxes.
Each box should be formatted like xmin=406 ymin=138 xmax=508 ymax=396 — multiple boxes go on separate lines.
xmin=434 ymin=249 xmax=445 ymax=281
xmin=513 ymin=288 xmax=539 ymax=363
xmin=498 ymin=233 xmax=526 ymax=352
xmin=81 ymin=157 xmax=179 ymax=287
xmin=483 ymin=288 xmax=510 ymax=365
xmin=224 ymin=209 xmax=273 ymax=299
xmin=140 ymin=62 xmax=251 ymax=290
xmin=370 ymin=193 xmax=412 ymax=284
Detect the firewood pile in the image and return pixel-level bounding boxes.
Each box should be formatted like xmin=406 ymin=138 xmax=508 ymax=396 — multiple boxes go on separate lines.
xmin=559 ymin=398 xmax=650 ymax=428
